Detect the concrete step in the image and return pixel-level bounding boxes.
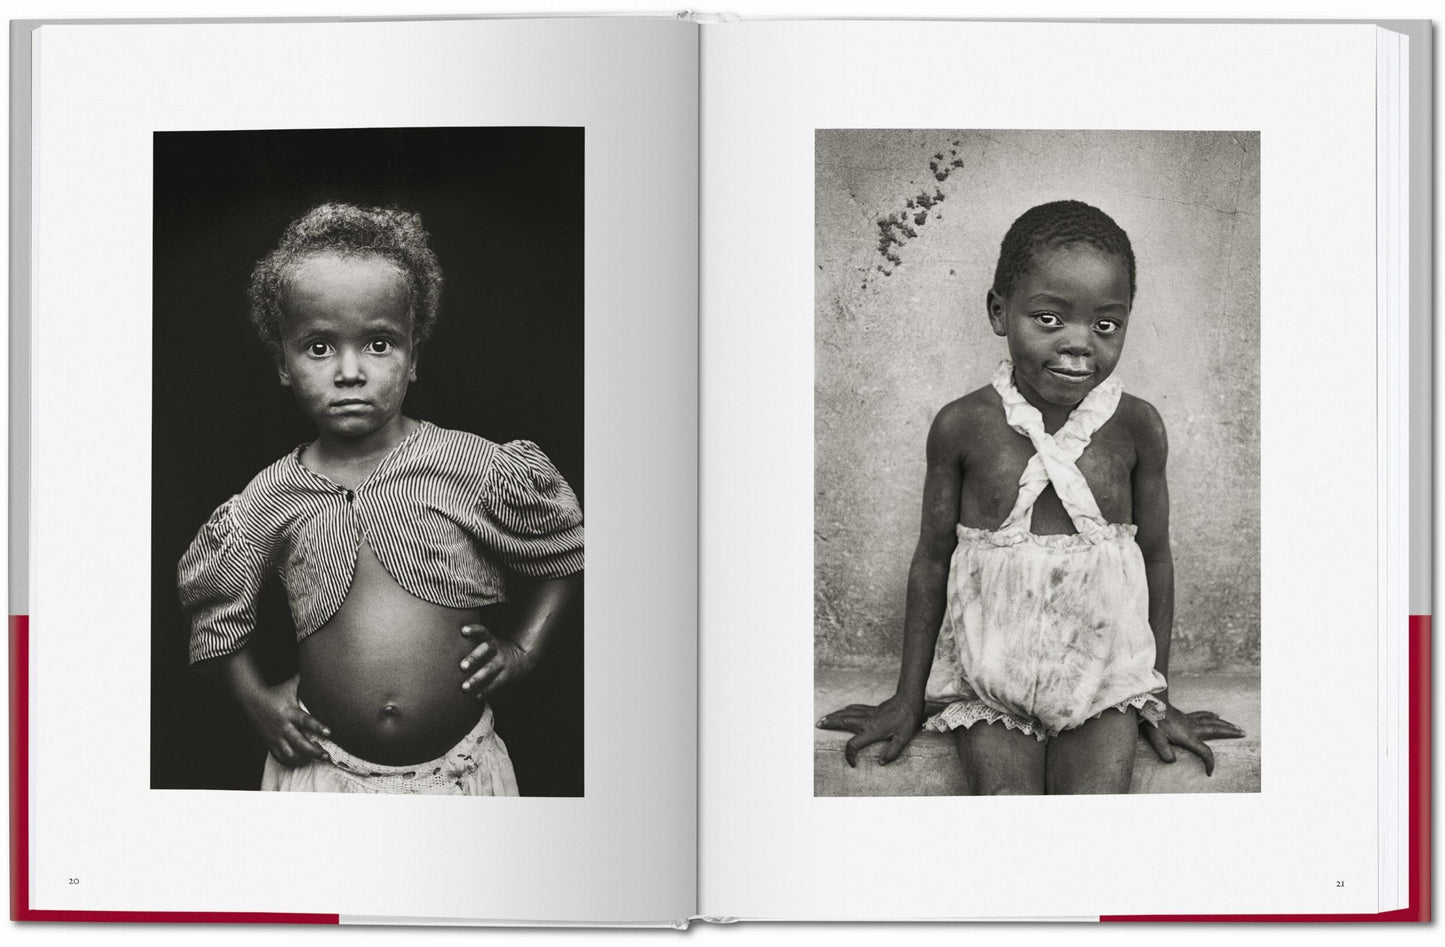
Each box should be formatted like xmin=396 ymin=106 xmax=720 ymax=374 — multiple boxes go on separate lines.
xmin=815 ymin=666 xmax=1260 ymax=795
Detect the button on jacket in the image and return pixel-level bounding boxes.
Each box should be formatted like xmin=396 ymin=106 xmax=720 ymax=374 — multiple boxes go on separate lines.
xmin=178 ymin=421 xmax=584 ymax=665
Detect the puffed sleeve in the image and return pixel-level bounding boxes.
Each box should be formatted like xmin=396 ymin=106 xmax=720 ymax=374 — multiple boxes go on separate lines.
xmin=177 ymin=495 xmax=270 ymax=667
xmin=475 ymin=440 xmax=585 ymax=579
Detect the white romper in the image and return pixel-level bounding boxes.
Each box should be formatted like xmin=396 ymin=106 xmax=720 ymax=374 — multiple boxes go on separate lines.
xmin=924 ymin=361 xmax=1167 ymax=741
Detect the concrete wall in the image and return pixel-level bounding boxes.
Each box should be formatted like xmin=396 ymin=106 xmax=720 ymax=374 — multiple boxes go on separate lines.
xmin=815 ymin=130 xmax=1260 ymax=672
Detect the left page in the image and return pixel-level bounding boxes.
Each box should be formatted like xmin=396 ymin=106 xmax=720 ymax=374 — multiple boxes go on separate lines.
xmin=16 ymin=17 xmax=697 ymax=924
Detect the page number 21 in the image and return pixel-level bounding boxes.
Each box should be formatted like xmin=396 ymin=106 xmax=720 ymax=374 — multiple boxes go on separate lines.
xmin=1336 ymin=881 xmax=1345 ymax=888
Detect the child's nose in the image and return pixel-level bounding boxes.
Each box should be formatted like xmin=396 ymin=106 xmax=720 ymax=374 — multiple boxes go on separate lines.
xmin=1058 ymin=328 xmax=1093 ymax=356
xmin=336 ymin=350 xmax=366 ymax=383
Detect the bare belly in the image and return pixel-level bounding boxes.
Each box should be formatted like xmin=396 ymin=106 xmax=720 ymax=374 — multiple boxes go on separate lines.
xmin=297 ymin=537 xmax=499 ymax=766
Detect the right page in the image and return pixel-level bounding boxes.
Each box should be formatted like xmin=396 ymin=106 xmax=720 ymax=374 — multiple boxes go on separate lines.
xmin=700 ymin=20 xmax=1392 ymax=919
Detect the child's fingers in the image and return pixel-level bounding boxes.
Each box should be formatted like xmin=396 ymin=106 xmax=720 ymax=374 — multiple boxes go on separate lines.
xmin=461 ymin=623 xmax=492 ymax=640
xmin=821 ymin=704 xmax=887 ymax=729
xmin=267 ymin=741 xmax=299 ymax=767
xmin=1144 ymin=726 xmax=1175 ymax=763
xmin=269 ymin=737 xmax=312 ymax=768
xmin=1185 ymin=712 xmax=1220 ymax=726
xmin=459 ymin=638 xmax=497 ymax=673
xmin=282 ymin=721 xmax=328 ymax=760
xmin=815 ymin=710 xmax=867 ymax=732
xmin=1186 ymin=710 xmax=1238 ymax=727
xmin=879 ymin=735 xmax=908 ymax=765
xmin=843 ymin=729 xmax=885 ymax=768
xmin=461 ymin=661 xmax=502 ymax=696
xmin=1176 ymin=734 xmax=1215 ymax=776
xmin=1185 ymin=711 xmax=1245 ymax=739
xmin=294 ymin=712 xmax=332 ymax=740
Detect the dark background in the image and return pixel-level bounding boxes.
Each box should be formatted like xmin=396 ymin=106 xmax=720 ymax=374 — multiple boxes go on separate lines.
xmin=151 ymin=127 xmax=585 ymax=795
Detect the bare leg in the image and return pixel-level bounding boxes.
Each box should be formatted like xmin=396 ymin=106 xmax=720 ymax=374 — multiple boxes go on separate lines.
xmin=1046 ymin=707 xmax=1138 ymax=795
xmin=952 ymin=722 xmax=1046 ymax=795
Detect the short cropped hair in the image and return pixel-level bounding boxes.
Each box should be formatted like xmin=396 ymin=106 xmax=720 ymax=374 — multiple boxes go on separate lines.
xmin=991 ymin=200 xmax=1136 ymax=302
xmin=248 ymin=202 xmax=444 ymax=354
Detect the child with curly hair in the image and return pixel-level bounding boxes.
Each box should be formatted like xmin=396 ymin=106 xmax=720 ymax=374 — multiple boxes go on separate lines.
xmin=179 ymin=203 xmax=583 ymax=795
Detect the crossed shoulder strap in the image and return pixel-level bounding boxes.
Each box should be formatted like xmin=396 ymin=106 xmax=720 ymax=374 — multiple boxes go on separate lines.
xmin=991 ymin=359 xmax=1123 ymax=535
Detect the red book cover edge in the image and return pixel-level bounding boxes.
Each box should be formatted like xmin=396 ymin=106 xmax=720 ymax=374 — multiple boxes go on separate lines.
xmin=8 ymin=613 xmax=1433 ymax=924
xmin=1103 ymin=614 xmax=1432 ymax=923
xmin=8 ymin=614 xmax=334 ymax=924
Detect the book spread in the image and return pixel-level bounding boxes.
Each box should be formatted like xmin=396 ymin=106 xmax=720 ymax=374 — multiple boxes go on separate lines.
xmin=7 ymin=15 xmax=1431 ymax=926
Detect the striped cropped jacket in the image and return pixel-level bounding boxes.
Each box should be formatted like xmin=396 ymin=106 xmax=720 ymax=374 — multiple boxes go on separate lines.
xmin=178 ymin=421 xmax=584 ymax=665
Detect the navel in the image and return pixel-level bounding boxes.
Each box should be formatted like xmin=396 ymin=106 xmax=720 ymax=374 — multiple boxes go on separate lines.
xmin=379 ymin=702 xmax=402 ymax=720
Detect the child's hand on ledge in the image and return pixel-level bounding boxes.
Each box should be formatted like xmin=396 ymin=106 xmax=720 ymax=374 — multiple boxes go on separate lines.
xmin=459 ymin=624 xmax=534 ymax=700
xmin=238 ymin=674 xmax=331 ymax=768
xmin=816 ymin=695 xmax=924 ymax=767
xmin=1142 ymin=704 xmax=1245 ymax=776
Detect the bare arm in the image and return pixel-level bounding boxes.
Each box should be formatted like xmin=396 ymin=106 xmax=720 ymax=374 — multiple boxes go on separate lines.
xmin=1131 ymin=400 xmax=1244 ymax=772
xmin=1130 ymin=400 xmax=1174 ymax=703
xmin=895 ymin=411 xmax=967 ymax=704
xmin=209 ymin=643 xmax=331 ymax=767
xmin=817 ymin=404 xmax=964 ymax=765
xmin=460 ymin=572 xmax=582 ymax=697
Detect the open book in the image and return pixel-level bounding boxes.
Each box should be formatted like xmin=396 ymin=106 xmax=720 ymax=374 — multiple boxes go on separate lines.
xmin=9 ymin=15 xmax=1430 ymax=925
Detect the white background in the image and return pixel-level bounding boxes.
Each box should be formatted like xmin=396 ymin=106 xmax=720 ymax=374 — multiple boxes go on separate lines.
xmin=4 ymin=1 xmax=1441 ymax=947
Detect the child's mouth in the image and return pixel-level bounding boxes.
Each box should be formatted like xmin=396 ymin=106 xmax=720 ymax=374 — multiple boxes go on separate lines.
xmin=1044 ymin=366 xmax=1094 ymax=383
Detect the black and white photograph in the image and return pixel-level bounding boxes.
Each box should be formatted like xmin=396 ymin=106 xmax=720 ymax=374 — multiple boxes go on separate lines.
xmin=150 ymin=126 xmax=586 ymax=797
xmin=813 ymin=129 xmax=1260 ymax=796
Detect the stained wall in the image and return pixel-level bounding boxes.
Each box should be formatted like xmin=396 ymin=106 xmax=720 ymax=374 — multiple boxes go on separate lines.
xmin=815 ymin=130 xmax=1260 ymax=672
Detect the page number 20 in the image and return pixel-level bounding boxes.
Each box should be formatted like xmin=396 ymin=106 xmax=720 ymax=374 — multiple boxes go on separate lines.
xmin=67 ymin=878 xmax=79 ymax=885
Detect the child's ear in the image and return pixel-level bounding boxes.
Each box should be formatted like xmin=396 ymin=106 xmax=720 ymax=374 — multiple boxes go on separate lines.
xmin=986 ymin=289 xmax=1008 ymax=337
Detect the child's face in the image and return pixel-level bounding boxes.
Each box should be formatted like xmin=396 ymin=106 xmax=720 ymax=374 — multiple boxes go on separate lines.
xmin=274 ymin=252 xmax=418 ymax=442
xmin=987 ymin=243 xmax=1131 ymax=407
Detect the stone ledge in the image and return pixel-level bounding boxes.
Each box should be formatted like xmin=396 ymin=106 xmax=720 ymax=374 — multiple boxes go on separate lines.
xmin=814 ymin=666 xmax=1260 ymax=795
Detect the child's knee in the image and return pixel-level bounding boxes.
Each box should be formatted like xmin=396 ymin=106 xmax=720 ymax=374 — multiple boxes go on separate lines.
xmin=1045 ymin=707 xmax=1138 ymax=794
xmin=953 ymin=722 xmax=1046 ymax=795
xmin=973 ymin=776 xmax=1043 ymax=796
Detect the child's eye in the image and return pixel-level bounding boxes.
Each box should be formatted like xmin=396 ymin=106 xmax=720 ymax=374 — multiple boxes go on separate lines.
xmin=366 ymin=339 xmax=393 ymax=355
xmin=1094 ymin=319 xmax=1121 ymax=335
xmin=305 ymin=341 xmax=333 ymax=358
xmin=1030 ymin=312 xmax=1063 ymax=328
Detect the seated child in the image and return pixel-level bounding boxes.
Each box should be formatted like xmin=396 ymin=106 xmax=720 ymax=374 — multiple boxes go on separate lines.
xmin=818 ymin=200 xmax=1241 ymax=794
xmin=178 ymin=202 xmax=583 ymax=795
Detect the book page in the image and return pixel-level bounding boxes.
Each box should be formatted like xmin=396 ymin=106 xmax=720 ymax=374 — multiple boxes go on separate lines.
xmin=700 ymin=20 xmax=1383 ymax=919
xmin=22 ymin=17 xmax=697 ymax=924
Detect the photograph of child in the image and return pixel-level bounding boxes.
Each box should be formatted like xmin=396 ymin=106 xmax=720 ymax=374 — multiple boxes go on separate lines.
xmin=151 ymin=127 xmax=585 ymax=796
xmin=814 ymin=130 xmax=1258 ymax=795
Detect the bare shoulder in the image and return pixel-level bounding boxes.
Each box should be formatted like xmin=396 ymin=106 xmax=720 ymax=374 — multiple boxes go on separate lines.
xmin=1116 ymin=392 xmax=1168 ymax=463
xmin=928 ymin=384 xmax=998 ymax=461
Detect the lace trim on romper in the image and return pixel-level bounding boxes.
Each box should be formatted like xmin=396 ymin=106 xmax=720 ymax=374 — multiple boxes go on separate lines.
xmin=923 ymin=360 xmax=1166 ymax=742
xmin=926 ymin=693 xmax=1165 ymax=743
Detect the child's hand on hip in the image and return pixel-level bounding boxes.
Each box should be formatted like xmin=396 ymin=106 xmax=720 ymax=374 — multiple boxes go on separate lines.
xmin=239 ymin=675 xmax=331 ymax=768
xmin=816 ymin=695 xmax=924 ymax=767
xmin=1142 ymin=703 xmax=1245 ymax=776
xmin=459 ymin=624 xmax=533 ymax=699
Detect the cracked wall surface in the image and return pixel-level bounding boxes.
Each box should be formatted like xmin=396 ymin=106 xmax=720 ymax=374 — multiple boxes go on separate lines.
xmin=815 ymin=130 xmax=1260 ymax=672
